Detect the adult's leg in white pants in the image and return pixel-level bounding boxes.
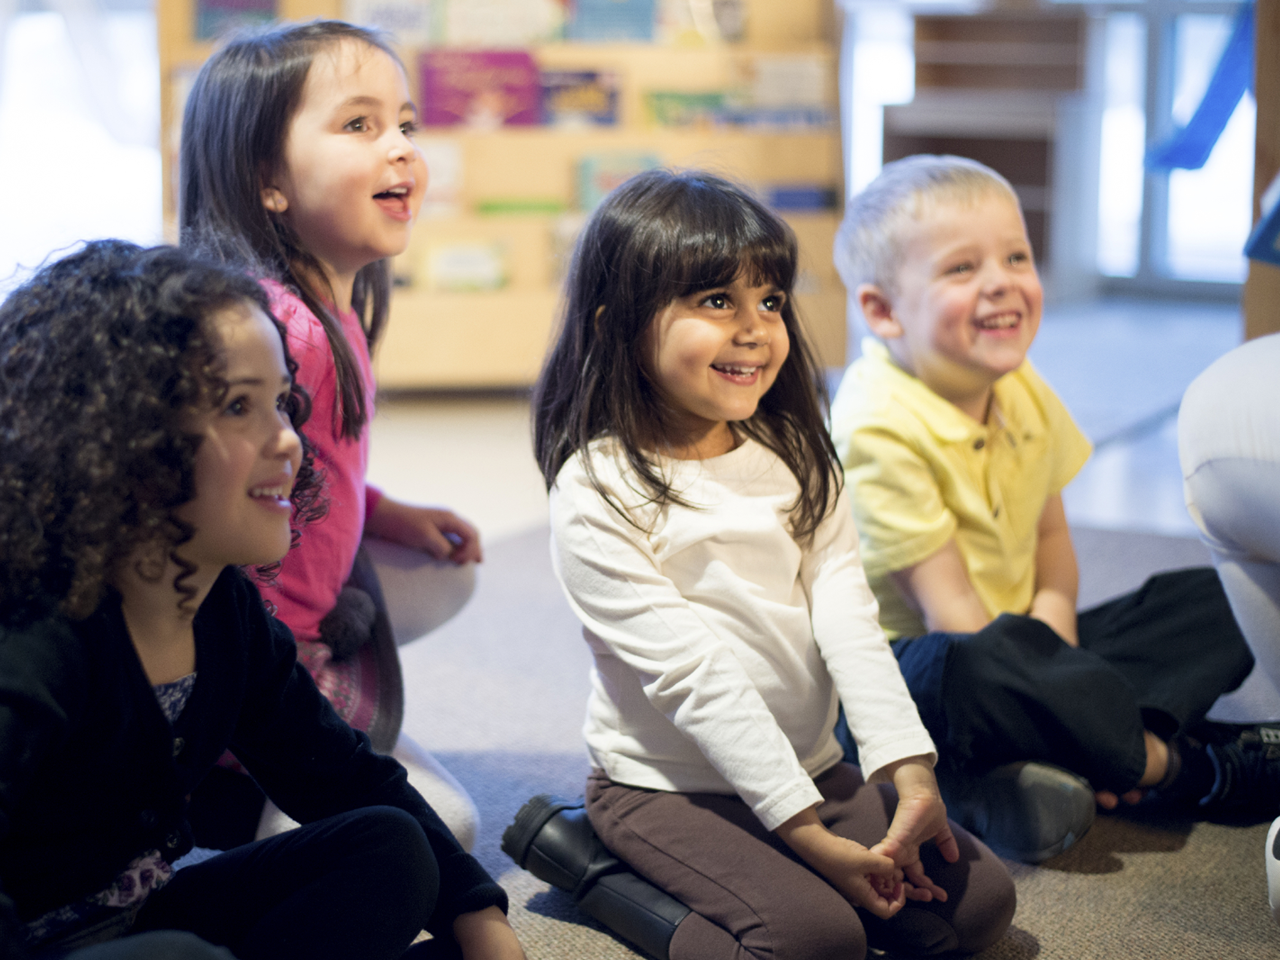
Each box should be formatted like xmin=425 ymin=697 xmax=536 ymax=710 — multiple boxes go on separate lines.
xmin=1179 ymin=332 xmax=1280 ymax=722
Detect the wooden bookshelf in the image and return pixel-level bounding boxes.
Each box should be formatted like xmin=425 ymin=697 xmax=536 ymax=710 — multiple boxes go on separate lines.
xmin=157 ymin=0 xmax=846 ymax=388
xmin=883 ymin=9 xmax=1098 ymax=297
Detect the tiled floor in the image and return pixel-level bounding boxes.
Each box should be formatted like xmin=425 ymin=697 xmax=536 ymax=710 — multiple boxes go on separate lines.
xmin=369 ymin=295 xmax=1245 ymax=546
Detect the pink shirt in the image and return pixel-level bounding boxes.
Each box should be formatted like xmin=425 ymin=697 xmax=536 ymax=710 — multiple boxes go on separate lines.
xmin=259 ymin=283 xmax=383 ymax=645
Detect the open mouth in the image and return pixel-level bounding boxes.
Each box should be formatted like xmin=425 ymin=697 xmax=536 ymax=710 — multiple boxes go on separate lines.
xmin=974 ymin=312 xmax=1020 ymax=331
xmin=712 ymin=363 xmax=762 ymax=384
xmin=249 ymin=484 xmax=292 ymax=511
xmin=373 ymin=185 xmax=412 ymax=220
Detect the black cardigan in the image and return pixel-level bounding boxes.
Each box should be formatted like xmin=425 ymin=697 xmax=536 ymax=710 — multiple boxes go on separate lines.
xmin=0 ymin=568 xmax=504 ymax=957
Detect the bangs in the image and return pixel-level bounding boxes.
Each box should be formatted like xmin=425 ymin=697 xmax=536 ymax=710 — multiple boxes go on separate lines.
xmin=652 ymin=184 xmax=796 ymax=297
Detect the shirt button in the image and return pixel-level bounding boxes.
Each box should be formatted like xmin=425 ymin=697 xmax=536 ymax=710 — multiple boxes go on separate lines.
xmin=993 ymin=506 xmax=1001 ymax=518
xmin=973 ymin=438 xmax=985 ymax=450
xmin=172 ymin=737 xmax=185 ymax=757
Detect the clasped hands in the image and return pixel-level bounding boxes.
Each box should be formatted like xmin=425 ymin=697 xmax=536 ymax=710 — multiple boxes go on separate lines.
xmin=776 ymin=756 xmax=958 ymax=920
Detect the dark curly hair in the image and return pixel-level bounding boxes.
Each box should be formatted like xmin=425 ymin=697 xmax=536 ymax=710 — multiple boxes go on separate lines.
xmin=0 ymin=240 xmax=326 ymax=621
xmin=533 ymin=168 xmax=841 ymax=543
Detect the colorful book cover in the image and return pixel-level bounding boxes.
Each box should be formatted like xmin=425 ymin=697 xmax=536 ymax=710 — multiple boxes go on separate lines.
xmin=577 ymin=152 xmax=661 ymax=211
xmin=420 ymin=50 xmax=543 ymax=128
xmin=195 ymin=0 xmax=276 ymax=41
xmin=764 ymin=184 xmax=839 ymax=212
xmin=425 ymin=241 xmax=508 ymax=291
xmin=344 ymin=0 xmax=438 ymax=46
xmin=541 ymin=71 xmax=619 ymax=127
xmin=566 ymin=0 xmax=655 ymax=42
xmin=440 ymin=0 xmax=566 ymax=47
xmin=645 ymin=91 xmax=725 ymax=128
xmin=417 ymin=138 xmax=464 ymax=219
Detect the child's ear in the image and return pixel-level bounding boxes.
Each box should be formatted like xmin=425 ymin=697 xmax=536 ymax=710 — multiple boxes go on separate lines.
xmin=261 ymin=187 xmax=289 ymax=214
xmin=857 ymin=284 xmax=902 ymax=340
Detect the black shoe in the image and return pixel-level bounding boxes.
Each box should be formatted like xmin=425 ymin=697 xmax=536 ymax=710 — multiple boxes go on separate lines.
xmin=1199 ymin=725 xmax=1280 ymax=819
xmin=502 ymin=795 xmax=690 ymax=960
xmin=938 ymin=761 xmax=1096 ymax=863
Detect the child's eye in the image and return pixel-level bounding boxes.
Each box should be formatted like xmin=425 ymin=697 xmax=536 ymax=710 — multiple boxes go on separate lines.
xmin=400 ymin=118 xmax=420 ymax=137
xmin=1009 ymin=251 xmax=1030 ymax=266
xmin=224 ymin=395 xmax=249 ymax=417
xmin=276 ymin=392 xmax=291 ymax=413
xmin=760 ymin=294 xmax=785 ymax=313
xmin=946 ymin=262 xmax=973 ymax=276
xmin=701 ymin=293 xmax=731 ymax=310
xmin=344 ymin=116 xmax=368 ymax=132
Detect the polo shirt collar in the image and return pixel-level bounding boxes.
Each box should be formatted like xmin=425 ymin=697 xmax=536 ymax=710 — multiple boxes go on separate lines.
xmin=859 ymin=338 xmax=1008 ymax=445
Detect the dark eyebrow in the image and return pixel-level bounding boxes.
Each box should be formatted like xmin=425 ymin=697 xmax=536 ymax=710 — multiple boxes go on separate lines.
xmin=226 ymin=375 xmax=292 ymax=388
xmin=338 ymin=96 xmax=418 ymax=117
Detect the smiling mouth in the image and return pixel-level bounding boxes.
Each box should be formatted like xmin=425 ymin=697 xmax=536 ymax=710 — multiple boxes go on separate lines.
xmin=249 ymin=483 xmax=292 ymax=508
xmin=712 ymin=363 xmax=763 ymax=383
xmin=974 ymin=312 xmax=1020 ymax=330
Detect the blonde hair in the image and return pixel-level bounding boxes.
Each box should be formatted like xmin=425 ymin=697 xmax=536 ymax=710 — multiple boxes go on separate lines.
xmin=834 ymin=155 xmax=1020 ymax=299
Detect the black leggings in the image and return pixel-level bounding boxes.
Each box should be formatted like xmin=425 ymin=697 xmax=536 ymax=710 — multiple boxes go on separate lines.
xmin=116 ymin=807 xmax=441 ymax=960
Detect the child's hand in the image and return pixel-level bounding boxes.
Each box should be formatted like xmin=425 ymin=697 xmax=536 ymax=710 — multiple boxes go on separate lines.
xmin=775 ymin=807 xmax=907 ymax=919
xmin=452 ymin=906 xmax=527 ymax=960
xmin=366 ymin=495 xmax=483 ymax=564
xmin=871 ymin=756 xmax=958 ymax=903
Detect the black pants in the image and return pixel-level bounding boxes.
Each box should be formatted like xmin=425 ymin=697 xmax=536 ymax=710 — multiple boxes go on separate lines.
xmin=83 ymin=807 xmax=449 ymax=960
xmin=888 ymin=569 xmax=1254 ymax=793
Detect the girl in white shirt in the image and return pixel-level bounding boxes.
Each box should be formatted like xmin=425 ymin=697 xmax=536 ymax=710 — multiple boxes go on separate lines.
xmin=527 ymin=169 xmax=1016 ymax=960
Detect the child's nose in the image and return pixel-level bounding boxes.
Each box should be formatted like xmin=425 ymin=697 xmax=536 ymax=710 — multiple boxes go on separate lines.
xmin=981 ymin=262 xmax=1013 ymax=293
xmin=734 ymin=306 xmax=769 ymax=341
xmin=388 ymin=129 xmax=417 ymax=161
xmin=275 ymin=421 xmax=303 ymax=466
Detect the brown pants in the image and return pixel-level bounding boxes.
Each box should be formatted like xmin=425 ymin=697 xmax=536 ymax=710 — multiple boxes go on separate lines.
xmin=586 ymin=764 xmax=1016 ymax=960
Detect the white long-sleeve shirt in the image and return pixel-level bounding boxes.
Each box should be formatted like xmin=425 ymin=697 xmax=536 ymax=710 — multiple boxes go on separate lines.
xmin=550 ymin=437 xmax=936 ymax=831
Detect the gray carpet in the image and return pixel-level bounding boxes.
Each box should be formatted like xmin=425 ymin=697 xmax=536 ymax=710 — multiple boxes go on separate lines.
xmin=398 ymin=524 xmax=1279 ymax=959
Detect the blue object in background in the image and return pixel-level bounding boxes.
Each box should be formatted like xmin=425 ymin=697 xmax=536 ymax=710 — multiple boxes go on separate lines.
xmin=1245 ymin=172 xmax=1280 ymax=266
xmin=567 ymin=0 xmax=655 ymax=41
xmin=1145 ymin=1 xmax=1254 ymax=172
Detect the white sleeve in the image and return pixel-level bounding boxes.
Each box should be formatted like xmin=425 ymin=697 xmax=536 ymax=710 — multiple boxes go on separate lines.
xmin=550 ymin=466 xmax=823 ymax=830
xmin=804 ymin=488 xmax=937 ymax=781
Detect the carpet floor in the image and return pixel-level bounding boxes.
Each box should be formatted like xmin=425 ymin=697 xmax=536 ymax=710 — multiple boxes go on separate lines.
xmin=398 ymin=524 xmax=1278 ymax=959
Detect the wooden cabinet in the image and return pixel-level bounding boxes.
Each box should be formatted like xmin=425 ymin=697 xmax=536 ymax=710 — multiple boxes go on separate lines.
xmin=883 ymin=9 xmax=1100 ymax=298
xmin=157 ymin=0 xmax=846 ymax=388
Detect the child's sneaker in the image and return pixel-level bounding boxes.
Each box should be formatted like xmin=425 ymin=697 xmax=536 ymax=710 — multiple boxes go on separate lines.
xmin=1198 ymin=724 xmax=1280 ymax=819
xmin=937 ymin=761 xmax=1096 ymax=863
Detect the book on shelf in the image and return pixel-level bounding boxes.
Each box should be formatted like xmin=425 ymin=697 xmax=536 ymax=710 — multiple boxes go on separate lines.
xmin=195 ymin=0 xmax=276 ymax=41
xmin=763 ymin=184 xmax=839 ymax=212
xmin=577 ymin=152 xmax=662 ymax=211
xmin=655 ymin=0 xmax=745 ymax=45
xmin=566 ymin=0 xmax=655 ymax=42
xmin=644 ymin=92 xmax=833 ymax=130
xmin=541 ymin=71 xmax=620 ymax=127
xmin=425 ymin=241 xmax=509 ymax=291
xmin=344 ymin=0 xmax=437 ymax=45
xmin=420 ymin=50 xmax=542 ymax=128
xmin=418 ymin=138 xmax=464 ymax=219
xmin=439 ymin=0 xmax=565 ymax=46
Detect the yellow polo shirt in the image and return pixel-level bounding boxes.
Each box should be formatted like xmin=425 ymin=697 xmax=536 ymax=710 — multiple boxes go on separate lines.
xmin=830 ymin=339 xmax=1092 ymax=639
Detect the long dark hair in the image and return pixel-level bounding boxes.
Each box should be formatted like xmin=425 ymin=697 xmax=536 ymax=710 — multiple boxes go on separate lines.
xmin=0 ymin=240 xmax=325 ymax=622
xmin=533 ymin=168 xmax=841 ymax=542
xmin=179 ymin=19 xmax=400 ymax=440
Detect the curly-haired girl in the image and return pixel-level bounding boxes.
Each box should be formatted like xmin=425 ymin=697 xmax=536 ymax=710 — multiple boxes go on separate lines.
xmin=0 ymin=241 xmax=524 ymax=960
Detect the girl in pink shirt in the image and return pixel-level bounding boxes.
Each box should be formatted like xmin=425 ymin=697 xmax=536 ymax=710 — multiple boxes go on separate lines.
xmin=178 ymin=19 xmax=482 ymax=850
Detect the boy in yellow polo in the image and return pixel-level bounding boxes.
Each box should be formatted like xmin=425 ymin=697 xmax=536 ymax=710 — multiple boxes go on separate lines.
xmin=829 ymin=155 xmax=1263 ymax=863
